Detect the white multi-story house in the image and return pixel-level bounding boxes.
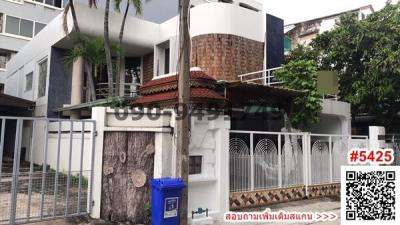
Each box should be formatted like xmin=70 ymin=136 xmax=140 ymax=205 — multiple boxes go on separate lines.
xmin=0 ymin=0 xmax=65 ymax=92
xmin=0 ymin=1 xmax=363 ymax=224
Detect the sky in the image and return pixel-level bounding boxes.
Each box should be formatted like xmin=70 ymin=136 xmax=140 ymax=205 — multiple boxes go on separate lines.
xmin=260 ymin=0 xmax=391 ymax=24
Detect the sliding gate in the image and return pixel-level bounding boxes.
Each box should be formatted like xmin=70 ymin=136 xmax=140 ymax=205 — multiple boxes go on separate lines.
xmin=0 ymin=117 xmax=96 ymax=224
xmin=229 ymin=130 xmax=368 ymax=210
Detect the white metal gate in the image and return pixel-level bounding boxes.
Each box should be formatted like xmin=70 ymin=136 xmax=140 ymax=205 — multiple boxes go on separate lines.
xmin=0 ymin=117 xmax=96 ymax=225
xmin=229 ymin=130 xmax=368 ymax=193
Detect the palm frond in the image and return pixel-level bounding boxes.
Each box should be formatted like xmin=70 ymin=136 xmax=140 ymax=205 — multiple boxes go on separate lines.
xmin=88 ymin=0 xmax=98 ymax=8
xmin=114 ymin=0 xmax=122 ymax=12
xmin=131 ymin=0 xmax=143 ymax=15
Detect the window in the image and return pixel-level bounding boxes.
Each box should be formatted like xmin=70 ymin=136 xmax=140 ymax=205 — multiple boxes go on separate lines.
xmin=2 ymin=15 xmax=46 ymax=38
xmin=0 ymin=50 xmax=12 ymax=69
xmin=156 ymin=40 xmax=171 ymax=75
xmin=35 ymin=0 xmax=62 ymax=8
xmin=25 ymin=72 xmax=33 ymax=91
xmin=20 ymin=19 xmax=33 ymax=37
xmin=34 ymin=22 xmax=46 ymax=35
xmin=5 ymin=16 xmax=34 ymax=38
xmin=164 ymin=48 xmax=170 ymax=74
xmin=38 ymin=59 xmax=48 ymax=97
xmin=5 ymin=16 xmax=20 ymax=36
xmin=189 ymin=156 xmax=202 ymax=175
xmin=0 ymin=13 xmax=4 ymax=33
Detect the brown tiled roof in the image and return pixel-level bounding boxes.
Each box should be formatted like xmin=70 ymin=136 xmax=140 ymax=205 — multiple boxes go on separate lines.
xmin=135 ymin=88 xmax=225 ymax=105
xmin=132 ymin=70 xmax=226 ymax=107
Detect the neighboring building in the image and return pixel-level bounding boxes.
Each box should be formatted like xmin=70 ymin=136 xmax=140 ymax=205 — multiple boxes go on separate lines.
xmin=0 ymin=0 xmax=65 ymax=91
xmin=0 ymin=0 xmax=192 ymax=93
xmin=284 ymin=5 xmax=374 ymax=48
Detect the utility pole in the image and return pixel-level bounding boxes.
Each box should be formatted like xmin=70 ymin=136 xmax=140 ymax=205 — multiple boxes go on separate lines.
xmin=177 ymin=0 xmax=190 ymax=224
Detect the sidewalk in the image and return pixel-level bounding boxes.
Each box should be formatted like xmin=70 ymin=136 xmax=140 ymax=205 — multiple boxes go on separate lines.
xmin=30 ymin=197 xmax=340 ymax=225
xmin=235 ymin=196 xmax=341 ymax=225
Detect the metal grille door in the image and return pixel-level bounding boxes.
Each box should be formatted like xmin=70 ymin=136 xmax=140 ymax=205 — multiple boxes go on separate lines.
xmin=0 ymin=117 xmax=96 ymax=224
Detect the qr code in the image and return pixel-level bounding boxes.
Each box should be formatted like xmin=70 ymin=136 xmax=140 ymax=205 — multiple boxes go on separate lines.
xmin=341 ymin=166 xmax=400 ymax=225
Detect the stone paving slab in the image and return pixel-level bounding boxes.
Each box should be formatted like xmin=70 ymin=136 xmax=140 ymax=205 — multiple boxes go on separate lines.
xmin=228 ymin=196 xmax=341 ymax=225
xmin=29 ymin=197 xmax=340 ymax=225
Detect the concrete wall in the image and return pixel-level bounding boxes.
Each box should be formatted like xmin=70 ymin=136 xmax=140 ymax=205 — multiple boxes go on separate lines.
xmin=187 ymin=115 xmax=230 ymax=223
xmin=29 ymin=120 xmax=94 ymax=174
xmin=311 ymin=99 xmax=351 ymax=135
xmin=90 ymin=107 xmax=231 ymax=223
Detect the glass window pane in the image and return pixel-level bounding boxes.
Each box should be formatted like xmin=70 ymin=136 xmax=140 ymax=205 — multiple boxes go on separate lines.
xmin=45 ymin=0 xmax=54 ymax=6
xmin=0 ymin=50 xmax=11 ymax=69
xmin=0 ymin=55 xmax=6 ymax=69
xmin=0 ymin=13 xmax=4 ymax=33
xmin=38 ymin=59 xmax=48 ymax=98
xmin=20 ymin=19 xmax=33 ymax=38
xmin=34 ymin=22 xmax=46 ymax=36
xmin=25 ymin=72 xmax=33 ymax=91
xmin=5 ymin=16 xmax=20 ymax=35
xmin=54 ymin=0 xmax=62 ymax=8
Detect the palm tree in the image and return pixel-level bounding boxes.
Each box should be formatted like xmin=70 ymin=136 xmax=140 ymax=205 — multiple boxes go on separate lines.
xmin=65 ymin=35 xmax=107 ymax=101
xmin=114 ymin=0 xmax=143 ymax=96
xmin=63 ymin=0 xmax=97 ymax=34
xmin=104 ymin=0 xmax=115 ymax=97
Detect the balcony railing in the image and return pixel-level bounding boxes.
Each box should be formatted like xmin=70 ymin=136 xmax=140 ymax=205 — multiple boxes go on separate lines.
xmin=238 ymin=67 xmax=283 ymax=86
xmin=94 ymin=82 xmax=141 ymax=100
xmin=238 ymin=67 xmax=339 ymax=101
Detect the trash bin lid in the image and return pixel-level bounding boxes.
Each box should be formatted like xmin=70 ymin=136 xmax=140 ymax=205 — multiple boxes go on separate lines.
xmin=151 ymin=177 xmax=186 ymax=190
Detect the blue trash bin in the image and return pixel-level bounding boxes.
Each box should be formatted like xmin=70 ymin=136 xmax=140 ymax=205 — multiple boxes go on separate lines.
xmin=151 ymin=178 xmax=186 ymax=225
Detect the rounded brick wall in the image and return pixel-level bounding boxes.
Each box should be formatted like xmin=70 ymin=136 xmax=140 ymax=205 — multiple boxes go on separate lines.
xmin=191 ymin=34 xmax=264 ymax=81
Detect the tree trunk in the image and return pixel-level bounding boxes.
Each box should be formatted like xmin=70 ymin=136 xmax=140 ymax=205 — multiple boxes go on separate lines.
xmin=177 ymin=1 xmax=191 ymax=225
xmin=104 ymin=0 xmax=114 ymax=97
xmin=62 ymin=0 xmax=80 ymax=35
xmin=84 ymin=61 xmax=97 ymax=101
xmin=116 ymin=2 xmax=130 ymax=97
xmin=101 ymin=132 xmax=155 ymax=223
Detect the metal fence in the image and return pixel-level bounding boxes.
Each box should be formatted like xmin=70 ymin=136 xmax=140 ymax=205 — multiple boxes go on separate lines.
xmin=229 ymin=130 xmax=368 ymax=193
xmin=0 ymin=117 xmax=96 ymax=225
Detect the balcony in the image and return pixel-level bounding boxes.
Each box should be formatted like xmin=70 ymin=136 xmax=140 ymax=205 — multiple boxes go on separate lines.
xmin=94 ymin=82 xmax=140 ymax=99
xmin=238 ymin=67 xmax=339 ymax=100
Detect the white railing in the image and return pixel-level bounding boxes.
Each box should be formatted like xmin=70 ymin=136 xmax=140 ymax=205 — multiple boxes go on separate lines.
xmin=229 ymin=130 xmax=369 ymax=193
xmin=238 ymin=67 xmax=283 ymax=86
xmin=238 ymin=67 xmax=341 ymax=101
xmin=95 ymin=82 xmax=141 ymax=99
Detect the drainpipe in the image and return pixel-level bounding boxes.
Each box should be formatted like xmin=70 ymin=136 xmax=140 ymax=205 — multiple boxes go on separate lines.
xmin=70 ymin=56 xmax=84 ymax=119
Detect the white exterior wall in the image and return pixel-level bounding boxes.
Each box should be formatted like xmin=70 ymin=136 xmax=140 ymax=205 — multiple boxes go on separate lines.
xmin=369 ymin=126 xmax=386 ymax=149
xmin=90 ymin=107 xmax=231 ymax=223
xmin=154 ymin=2 xmax=265 ymax=77
xmin=188 ymin=115 xmax=230 ymax=223
xmin=312 ymin=99 xmax=351 ymax=135
xmin=28 ymin=120 xmax=94 ymax=174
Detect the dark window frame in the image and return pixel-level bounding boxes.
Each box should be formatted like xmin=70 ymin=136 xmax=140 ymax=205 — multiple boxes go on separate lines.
xmin=189 ymin=155 xmax=203 ymax=175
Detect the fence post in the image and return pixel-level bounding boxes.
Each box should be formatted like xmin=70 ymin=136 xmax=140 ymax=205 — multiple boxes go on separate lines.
xmin=250 ymin=133 xmax=254 ymax=191
xmin=278 ymin=134 xmax=282 ymax=188
xmin=302 ymin=133 xmax=308 ymax=197
xmin=329 ymin=136 xmax=333 ymax=183
xmin=10 ymin=119 xmax=23 ymax=225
